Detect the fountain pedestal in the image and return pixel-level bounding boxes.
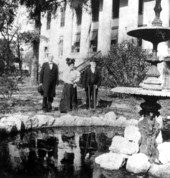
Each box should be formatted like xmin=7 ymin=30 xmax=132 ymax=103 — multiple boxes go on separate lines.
xmin=111 ymin=87 xmax=170 ymax=162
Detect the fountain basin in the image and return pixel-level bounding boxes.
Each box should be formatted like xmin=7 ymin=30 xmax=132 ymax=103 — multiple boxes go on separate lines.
xmin=111 ymin=87 xmax=170 ymax=98
xmin=127 ymin=26 xmax=170 ymax=44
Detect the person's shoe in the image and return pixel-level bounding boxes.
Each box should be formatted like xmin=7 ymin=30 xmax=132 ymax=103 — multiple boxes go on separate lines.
xmin=48 ymin=103 xmax=52 ymax=112
xmin=43 ymin=108 xmax=49 ymax=112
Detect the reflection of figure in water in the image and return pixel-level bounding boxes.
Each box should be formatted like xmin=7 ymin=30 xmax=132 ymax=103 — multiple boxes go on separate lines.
xmin=79 ymin=132 xmax=98 ymax=178
xmin=79 ymin=132 xmax=98 ymax=160
xmin=26 ymin=133 xmax=59 ymax=177
xmin=58 ymin=132 xmax=76 ymax=177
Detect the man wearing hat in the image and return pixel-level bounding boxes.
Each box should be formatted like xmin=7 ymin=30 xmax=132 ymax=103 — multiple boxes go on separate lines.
xmin=39 ymin=54 xmax=59 ymax=112
xmin=82 ymin=58 xmax=102 ymax=109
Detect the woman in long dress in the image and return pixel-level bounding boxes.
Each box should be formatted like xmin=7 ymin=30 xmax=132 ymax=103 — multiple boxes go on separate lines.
xmin=60 ymin=58 xmax=80 ymax=113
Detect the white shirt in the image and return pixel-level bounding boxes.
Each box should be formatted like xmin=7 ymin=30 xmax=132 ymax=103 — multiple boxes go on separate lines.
xmin=91 ymin=66 xmax=95 ymax=73
xmin=62 ymin=68 xmax=80 ymax=84
xmin=49 ymin=63 xmax=53 ymax=70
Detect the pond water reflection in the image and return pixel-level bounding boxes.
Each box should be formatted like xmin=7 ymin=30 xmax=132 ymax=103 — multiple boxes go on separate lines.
xmin=0 ymin=127 xmax=151 ymax=178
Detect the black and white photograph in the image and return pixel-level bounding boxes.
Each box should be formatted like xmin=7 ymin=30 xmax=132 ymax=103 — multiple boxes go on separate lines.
xmin=0 ymin=0 xmax=170 ymax=177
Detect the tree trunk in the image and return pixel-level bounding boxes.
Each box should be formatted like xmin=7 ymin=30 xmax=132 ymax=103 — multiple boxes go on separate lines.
xmin=30 ymin=12 xmax=41 ymax=85
xmin=17 ymin=40 xmax=22 ymax=76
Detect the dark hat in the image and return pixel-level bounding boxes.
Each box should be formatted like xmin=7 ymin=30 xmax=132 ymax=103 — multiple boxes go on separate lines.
xmin=66 ymin=58 xmax=75 ymax=66
xmin=90 ymin=57 xmax=98 ymax=63
xmin=37 ymin=85 xmax=43 ymax=95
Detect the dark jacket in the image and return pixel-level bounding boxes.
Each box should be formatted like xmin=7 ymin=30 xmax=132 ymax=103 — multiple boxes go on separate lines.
xmin=82 ymin=66 xmax=102 ymax=89
xmin=40 ymin=62 xmax=59 ymax=97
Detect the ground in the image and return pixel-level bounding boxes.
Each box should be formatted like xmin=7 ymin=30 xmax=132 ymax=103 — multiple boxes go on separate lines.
xmin=0 ymin=77 xmax=170 ymax=121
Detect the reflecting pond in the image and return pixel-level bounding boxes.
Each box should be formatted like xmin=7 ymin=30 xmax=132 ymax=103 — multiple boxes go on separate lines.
xmin=0 ymin=127 xmax=156 ymax=178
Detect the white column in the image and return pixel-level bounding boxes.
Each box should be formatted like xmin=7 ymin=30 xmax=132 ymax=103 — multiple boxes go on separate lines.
xmin=158 ymin=0 xmax=170 ymax=86
xmin=98 ymin=0 xmax=112 ymax=55
xmin=157 ymin=0 xmax=169 ymax=56
xmin=118 ymin=0 xmax=139 ymax=43
xmin=63 ymin=4 xmax=74 ymax=58
xmin=49 ymin=9 xmax=61 ymax=63
xmin=39 ymin=14 xmax=50 ymax=65
xmin=142 ymin=0 xmax=155 ymax=51
xmin=80 ymin=1 xmax=92 ymax=57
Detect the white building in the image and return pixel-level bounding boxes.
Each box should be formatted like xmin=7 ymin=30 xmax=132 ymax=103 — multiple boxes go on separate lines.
xmin=39 ymin=0 xmax=170 ymax=76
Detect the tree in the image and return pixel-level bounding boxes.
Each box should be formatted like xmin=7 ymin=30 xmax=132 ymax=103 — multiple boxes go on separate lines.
xmin=0 ymin=0 xmax=19 ymax=71
xmin=18 ymin=0 xmax=88 ymax=85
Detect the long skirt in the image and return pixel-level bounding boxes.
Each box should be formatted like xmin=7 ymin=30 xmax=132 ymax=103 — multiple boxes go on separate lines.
xmin=60 ymin=83 xmax=78 ymax=113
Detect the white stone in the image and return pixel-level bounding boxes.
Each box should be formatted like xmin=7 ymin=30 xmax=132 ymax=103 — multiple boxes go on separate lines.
xmin=29 ymin=114 xmax=55 ymax=128
xmin=149 ymin=163 xmax=170 ymax=178
xmin=0 ymin=115 xmax=23 ymax=132
xmin=125 ymin=119 xmax=138 ymax=126
xmin=104 ymin=111 xmax=117 ymax=122
xmin=139 ymin=116 xmax=144 ymax=121
xmin=0 ymin=122 xmax=6 ymax=130
xmin=156 ymin=131 xmax=163 ymax=144
xmin=155 ymin=116 xmax=163 ymax=129
xmin=126 ymin=153 xmax=151 ymax=174
xmin=95 ymin=152 xmax=126 ymax=170
xmin=157 ymin=142 xmax=170 ymax=164
xmin=115 ymin=116 xmax=127 ymax=127
xmin=109 ymin=136 xmax=139 ymax=155
xmin=124 ymin=125 xmax=141 ymax=143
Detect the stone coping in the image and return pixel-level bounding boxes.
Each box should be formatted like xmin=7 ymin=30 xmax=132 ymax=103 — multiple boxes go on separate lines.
xmin=0 ymin=111 xmax=138 ymax=134
xmin=111 ymin=87 xmax=170 ymax=98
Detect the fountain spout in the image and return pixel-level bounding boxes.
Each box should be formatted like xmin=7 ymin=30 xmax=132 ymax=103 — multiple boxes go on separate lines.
xmin=152 ymin=0 xmax=162 ymax=26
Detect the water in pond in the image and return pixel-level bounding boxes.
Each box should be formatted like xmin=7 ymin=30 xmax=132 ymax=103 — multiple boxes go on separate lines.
xmin=0 ymin=127 xmax=155 ymax=178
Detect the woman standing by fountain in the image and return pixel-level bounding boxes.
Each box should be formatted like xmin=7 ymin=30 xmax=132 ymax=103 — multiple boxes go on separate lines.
xmin=60 ymin=58 xmax=80 ymax=113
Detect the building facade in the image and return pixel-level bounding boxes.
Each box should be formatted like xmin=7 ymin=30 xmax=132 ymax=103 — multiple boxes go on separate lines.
xmin=39 ymin=0 xmax=170 ymax=76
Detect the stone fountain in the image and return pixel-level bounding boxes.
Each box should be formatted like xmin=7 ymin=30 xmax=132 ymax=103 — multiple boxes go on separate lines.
xmin=111 ymin=0 xmax=170 ymax=163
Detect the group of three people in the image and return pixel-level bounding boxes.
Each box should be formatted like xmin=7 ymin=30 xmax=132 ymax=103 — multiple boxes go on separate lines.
xmin=39 ymin=54 xmax=102 ymax=113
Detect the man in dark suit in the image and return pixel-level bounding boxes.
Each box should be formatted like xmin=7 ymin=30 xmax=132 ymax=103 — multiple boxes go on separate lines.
xmin=82 ymin=58 xmax=102 ymax=109
xmin=39 ymin=54 xmax=59 ymax=112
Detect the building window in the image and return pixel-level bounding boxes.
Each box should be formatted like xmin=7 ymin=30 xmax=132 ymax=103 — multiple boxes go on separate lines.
xmin=72 ymin=33 xmax=81 ymax=53
xmin=138 ymin=0 xmax=144 ymax=15
xmin=46 ymin=11 xmax=51 ymax=30
xmin=111 ymin=28 xmax=118 ymax=46
xmin=90 ymin=30 xmax=98 ymax=52
xmin=99 ymin=0 xmax=103 ymax=11
xmin=168 ymin=41 xmax=170 ymax=48
xmin=91 ymin=0 xmax=99 ymax=22
xmin=112 ymin=0 xmax=120 ymax=19
xmin=58 ymin=37 xmax=64 ymax=56
xmin=60 ymin=7 xmax=65 ymax=27
xmin=44 ymin=46 xmax=49 ymax=57
xmin=75 ymin=7 xmax=82 ymax=25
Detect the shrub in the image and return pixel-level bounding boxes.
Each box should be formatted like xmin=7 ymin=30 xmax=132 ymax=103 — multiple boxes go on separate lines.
xmin=99 ymin=40 xmax=150 ymax=88
xmin=0 ymin=74 xmax=19 ymax=100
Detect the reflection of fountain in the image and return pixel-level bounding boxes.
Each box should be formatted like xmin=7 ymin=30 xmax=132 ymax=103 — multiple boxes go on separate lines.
xmin=111 ymin=0 xmax=170 ymax=162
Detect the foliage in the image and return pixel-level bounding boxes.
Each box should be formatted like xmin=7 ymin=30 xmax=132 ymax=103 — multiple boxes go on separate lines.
xmin=0 ymin=0 xmax=18 ymax=32
xmin=99 ymin=40 xmax=150 ymax=88
xmin=0 ymin=73 xmax=19 ymax=100
xmin=0 ymin=1 xmax=19 ymax=72
xmin=0 ymin=38 xmax=16 ymax=73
